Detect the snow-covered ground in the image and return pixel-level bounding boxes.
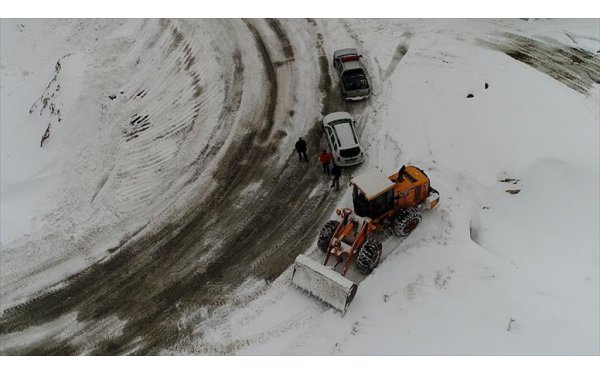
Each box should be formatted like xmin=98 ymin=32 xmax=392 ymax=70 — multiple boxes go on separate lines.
xmin=1 ymin=18 xmax=598 ymax=355
xmin=173 ymin=19 xmax=600 ymax=355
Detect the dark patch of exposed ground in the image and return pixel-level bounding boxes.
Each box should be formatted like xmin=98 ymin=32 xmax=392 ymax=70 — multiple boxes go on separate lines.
xmin=0 ymin=19 xmax=349 ymax=355
xmin=1 ymin=336 xmax=79 ymax=356
xmin=187 ymin=47 xmax=244 ymax=181
xmin=313 ymin=24 xmax=348 ymax=115
xmin=383 ymin=43 xmax=408 ymax=81
xmin=480 ymin=33 xmax=600 ymax=95
xmin=243 ymin=19 xmax=278 ymax=142
xmin=266 ymin=19 xmax=294 ymax=60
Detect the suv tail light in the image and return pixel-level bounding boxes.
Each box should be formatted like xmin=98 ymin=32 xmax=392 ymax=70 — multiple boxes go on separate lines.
xmin=340 ymin=55 xmax=359 ymax=62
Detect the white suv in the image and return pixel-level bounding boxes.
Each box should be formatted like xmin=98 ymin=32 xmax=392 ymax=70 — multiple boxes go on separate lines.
xmin=322 ymin=112 xmax=365 ymax=167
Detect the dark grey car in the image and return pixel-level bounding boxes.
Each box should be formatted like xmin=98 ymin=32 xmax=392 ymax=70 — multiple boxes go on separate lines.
xmin=333 ymin=48 xmax=371 ymax=101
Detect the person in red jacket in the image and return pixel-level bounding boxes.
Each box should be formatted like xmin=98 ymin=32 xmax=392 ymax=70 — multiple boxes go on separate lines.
xmin=319 ymin=149 xmax=332 ymax=175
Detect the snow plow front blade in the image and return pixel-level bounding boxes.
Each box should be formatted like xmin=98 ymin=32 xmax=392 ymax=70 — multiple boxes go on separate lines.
xmin=291 ymin=254 xmax=358 ymax=313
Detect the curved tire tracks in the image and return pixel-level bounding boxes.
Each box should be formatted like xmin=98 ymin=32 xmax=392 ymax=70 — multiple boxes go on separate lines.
xmin=0 ymin=19 xmax=341 ymax=355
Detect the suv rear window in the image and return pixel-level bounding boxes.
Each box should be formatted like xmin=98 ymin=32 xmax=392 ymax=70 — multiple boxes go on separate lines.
xmin=342 ymin=70 xmax=369 ymax=90
xmin=342 ymin=69 xmax=365 ymax=79
xmin=340 ymin=147 xmax=361 ymax=158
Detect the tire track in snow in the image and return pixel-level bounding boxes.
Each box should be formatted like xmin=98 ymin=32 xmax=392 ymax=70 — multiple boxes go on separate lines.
xmin=0 ymin=19 xmax=341 ymax=355
xmin=242 ymin=19 xmax=278 ymax=142
xmin=107 ymin=20 xmax=211 ymax=214
xmin=309 ymin=19 xmax=353 ymax=115
xmin=177 ymin=19 xmax=387 ymax=355
xmin=480 ymin=32 xmax=600 ymax=95
xmin=187 ymin=46 xmax=244 ymax=181
xmin=266 ymin=19 xmax=295 ymax=60
xmin=383 ymin=40 xmax=410 ymax=81
xmin=0 ymin=18 xmax=238 ymax=351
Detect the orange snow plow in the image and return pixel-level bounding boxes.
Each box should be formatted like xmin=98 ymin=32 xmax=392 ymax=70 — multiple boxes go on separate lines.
xmin=291 ymin=165 xmax=440 ymax=313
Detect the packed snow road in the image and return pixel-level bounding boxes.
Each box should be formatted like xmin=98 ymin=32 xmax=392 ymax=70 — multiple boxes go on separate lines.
xmin=1 ymin=18 xmax=598 ymax=355
xmin=1 ymin=18 xmax=365 ymax=354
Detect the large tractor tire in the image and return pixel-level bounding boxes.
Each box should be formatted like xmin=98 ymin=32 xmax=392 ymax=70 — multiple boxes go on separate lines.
xmin=392 ymin=208 xmax=422 ymax=237
xmin=317 ymin=220 xmax=340 ymax=253
xmin=356 ymin=238 xmax=383 ymax=274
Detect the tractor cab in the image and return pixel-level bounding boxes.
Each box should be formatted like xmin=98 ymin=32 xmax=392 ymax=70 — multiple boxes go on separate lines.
xmin=350 ymin=167 xmax=396 ymax=218
xmin=350 ymin=166 xmax=434 ymax=219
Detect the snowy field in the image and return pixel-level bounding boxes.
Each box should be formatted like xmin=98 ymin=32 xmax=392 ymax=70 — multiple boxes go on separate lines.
xmin=173 ymin=19 xmax=600 ymax=355
xmin=0 ymin=17 xmax=598 ymax=356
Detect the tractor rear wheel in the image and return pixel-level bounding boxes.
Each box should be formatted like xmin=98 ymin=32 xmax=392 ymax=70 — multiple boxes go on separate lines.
xmin=317 ymin=220 xmax=339 ymax=253
xmin=356 ymin=239 xmax=383 ymax=274
xmin=392 ymin=208 xmax=422 ymax=237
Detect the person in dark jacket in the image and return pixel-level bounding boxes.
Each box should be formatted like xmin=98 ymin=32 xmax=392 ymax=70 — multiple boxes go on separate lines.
xmin=319 ymin=149 xmax=332 ymax=174
xmin=331 ymin=164 xmax=342 ymax=190
xmin=294 ymin=137 xmax=308 ymax=162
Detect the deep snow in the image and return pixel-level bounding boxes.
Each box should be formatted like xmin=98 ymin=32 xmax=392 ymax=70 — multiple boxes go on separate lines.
xmin=0 ymin=18 xmax=598 ymax=355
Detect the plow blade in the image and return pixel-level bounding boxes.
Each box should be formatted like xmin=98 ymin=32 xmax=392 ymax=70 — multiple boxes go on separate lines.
xmin=291 ymin=254 xmax=358 ymax=313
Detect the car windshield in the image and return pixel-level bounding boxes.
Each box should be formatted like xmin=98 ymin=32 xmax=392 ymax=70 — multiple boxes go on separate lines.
xmin=340 ymin=146 xmax=361 ymax=158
